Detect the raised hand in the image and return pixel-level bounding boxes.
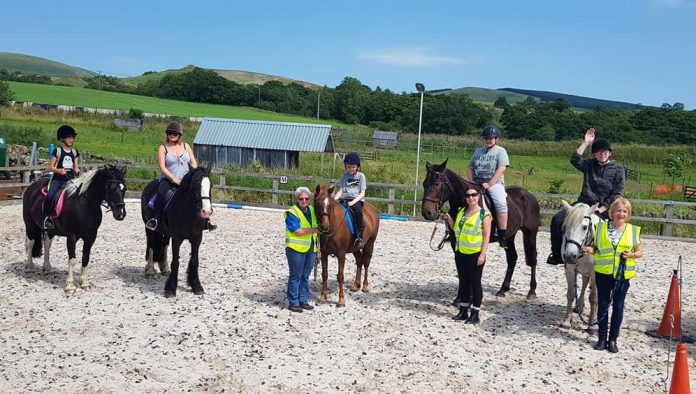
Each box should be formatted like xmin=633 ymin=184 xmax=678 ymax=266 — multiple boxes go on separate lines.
xmin=584 ymin=127 xmax=596 ymax=144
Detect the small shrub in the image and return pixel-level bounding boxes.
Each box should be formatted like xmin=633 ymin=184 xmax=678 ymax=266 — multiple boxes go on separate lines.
xmin=548 ymin=177 xmax=564 ymax=194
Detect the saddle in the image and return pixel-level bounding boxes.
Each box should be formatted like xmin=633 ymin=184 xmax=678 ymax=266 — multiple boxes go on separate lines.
xmin=41 ymin=186 xmax=67 ymax=219
xmin=146 ymin=187 xmax=177 ymax=215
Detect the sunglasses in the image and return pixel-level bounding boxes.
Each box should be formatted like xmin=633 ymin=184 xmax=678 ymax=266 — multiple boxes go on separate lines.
xmin=465 ymin=192 xmax=479 ymax=198
xmin=166 ymin=131 xmax=181 ymax=136
xmin=298 ymin=197 xmax=310 ymax=201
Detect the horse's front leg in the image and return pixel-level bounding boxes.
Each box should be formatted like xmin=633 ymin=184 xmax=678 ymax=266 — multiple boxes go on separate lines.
xmin=64 ymin=235 xmax=78 ymax=294
xmin=319 ymin=253 xmax=329 ymax=304
xmin=187 ymin=233 xmax=204 ymax=295
xmin=522 ymin=228 xmax=538 ymax=299
xmin=360 ymin=242 xmax=374 ymax=293
xmin=336 ymin=252 xmax=346 ymax=307
xmin=25 ymin=235 xmax=36 ymax=272
xmin=561 ymin=264 xmax=575 ymax=329
xmin=42 ymin=230 xmax=53 ymax=272
xmin=496 ymin=240 xmax=518 ymax=297
xmin=351 ymin=250 xmax=363 ymax=292
xmin=589 ymin=274 xmax=598 ymax=325
xmin=79 ymin=235 xmax=96 ymax=289
xmin=164 ymin=238 xmax=183 ymax=297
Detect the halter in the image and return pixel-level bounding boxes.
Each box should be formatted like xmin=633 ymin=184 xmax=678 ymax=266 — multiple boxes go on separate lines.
xmin=102 ymin=179 xmax=126 ymax=211
xmin=563 ymin=215 xmax=594 ymax=253
xmin=423 ymin=171 xmax=455 ymax=214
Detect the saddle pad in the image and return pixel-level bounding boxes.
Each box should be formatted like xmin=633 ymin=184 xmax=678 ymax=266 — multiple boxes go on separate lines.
xmin=41 ymin=186 xmax=67 ymax=218
xmin=340 ymin=203 xmax=356 ymax=236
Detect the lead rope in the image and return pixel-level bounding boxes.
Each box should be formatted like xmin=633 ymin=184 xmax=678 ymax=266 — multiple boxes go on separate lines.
xmin=429 ymin=214 xmax=449 ymax=251
xmin=662 ymin=255 xmax=682 ymax=392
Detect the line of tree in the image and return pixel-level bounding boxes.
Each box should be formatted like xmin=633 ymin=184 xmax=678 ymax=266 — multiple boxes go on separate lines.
xmin=3 ymin=66 xmax=695 ymax=145
xmin=0 ymin=69 xmax=52 ymax=84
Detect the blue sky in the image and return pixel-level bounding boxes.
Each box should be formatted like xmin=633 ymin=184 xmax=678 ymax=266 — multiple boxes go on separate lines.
xmin=2 ymin=0 xmax=695 ymax=107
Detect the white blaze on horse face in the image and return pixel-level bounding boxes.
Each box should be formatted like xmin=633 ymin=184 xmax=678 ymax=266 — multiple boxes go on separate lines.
xmin=200 ymin=177 xmax=212 ymax=217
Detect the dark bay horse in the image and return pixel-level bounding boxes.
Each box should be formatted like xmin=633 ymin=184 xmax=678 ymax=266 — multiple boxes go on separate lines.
xmin=141 ymin=165 xmax=213 ymax=297
xmin=314 ymin=184 xmax=380 ymax=307
xmin=421 ymin=159 xmax=540 ymax=298
xmin=22 ymin=164 xmax=127 ymax=293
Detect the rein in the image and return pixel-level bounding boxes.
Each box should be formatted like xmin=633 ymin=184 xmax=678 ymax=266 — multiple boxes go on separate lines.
xmin=424 ymin=171 xmax=457 ymax=252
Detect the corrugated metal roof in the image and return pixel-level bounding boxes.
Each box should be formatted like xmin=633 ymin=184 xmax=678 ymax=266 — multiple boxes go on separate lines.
xmin=194 ymin=118 xmax=333 ymax=152
xmin=372 ymin=130 xmax=398 ymax=140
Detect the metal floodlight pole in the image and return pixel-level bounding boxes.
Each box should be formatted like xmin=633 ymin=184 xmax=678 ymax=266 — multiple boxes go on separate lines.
xmin=413 ymin=82 xmax=425 ymax=216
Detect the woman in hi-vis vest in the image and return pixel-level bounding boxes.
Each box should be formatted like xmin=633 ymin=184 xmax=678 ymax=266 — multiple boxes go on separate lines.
xmin=442 ymin=184 xmax=492 ymax=324
xmin=583 ymin=197 xmax=643 ymax=353
xmin=284 ymin=187 xmax=320 ymax=313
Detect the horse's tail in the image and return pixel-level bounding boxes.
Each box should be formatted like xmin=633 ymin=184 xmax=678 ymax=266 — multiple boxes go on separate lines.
xmin=29 ymin=226 xmax=43 ymax=258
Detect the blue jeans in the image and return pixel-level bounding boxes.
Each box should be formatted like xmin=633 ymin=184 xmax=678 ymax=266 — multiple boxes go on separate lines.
xmin=595 ymin=272 xmax=631 ymax=341
xmin=286 ymin=248 xmax=316 ymax=306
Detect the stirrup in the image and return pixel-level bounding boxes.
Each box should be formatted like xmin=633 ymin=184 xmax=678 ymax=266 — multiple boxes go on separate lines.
xmin=43 ymin=217 xmax=54 ymax=230
xmin=145 ymin=218 xmax=158 ymax=231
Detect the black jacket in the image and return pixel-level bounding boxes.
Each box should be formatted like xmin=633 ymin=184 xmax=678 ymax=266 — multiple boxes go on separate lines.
xmin=570 ymin=152 xmax=625 ymax=209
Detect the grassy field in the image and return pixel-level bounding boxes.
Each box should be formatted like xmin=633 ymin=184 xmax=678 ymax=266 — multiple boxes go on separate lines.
xmin=0 ymin=52 xmax=96 ymax=77
xmin=7 ymin=82 xmax=346 ymax=126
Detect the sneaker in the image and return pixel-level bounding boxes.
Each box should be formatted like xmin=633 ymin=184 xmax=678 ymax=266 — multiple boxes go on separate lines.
xmin=145 ymin=218 xmax=158 ymax=231
xmin=206 ymin=221 xmax=217 ymax=231
xmin=300 ymin=303 xmax=314 ymax=310
xmin=43 ymin=217 xmax=54 ymax=230
xmin=354 ymin=237 xmax=364 ymax=249
xmin=288 ymin=305 xmax=303 ymax=313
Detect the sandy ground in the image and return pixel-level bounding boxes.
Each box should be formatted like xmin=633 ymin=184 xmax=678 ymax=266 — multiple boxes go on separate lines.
xmin=0 ymin=202 xmax=694 ymax=393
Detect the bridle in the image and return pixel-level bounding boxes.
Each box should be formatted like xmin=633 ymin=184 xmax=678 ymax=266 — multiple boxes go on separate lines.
xmin=314 ymin=195 xmax=338 ymax=239
xmin=563 ymin=214 xmax=595 ymax=258
xmin=102 ymin=179 xmax=126 ymax=212
xmin=423 ymin=171 xmax=455 ymax=214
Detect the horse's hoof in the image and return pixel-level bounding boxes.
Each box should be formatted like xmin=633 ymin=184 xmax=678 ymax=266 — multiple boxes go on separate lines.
xmin=496 ymin=290 xmax=507 ymax=297
xmin=362 ymin=288 xmax=370 ymax=293
xmin=560 ymin=320 xmax=571 ymax=329
xmin=64 ymin=288 xmax=76 ymax=295
xmin=24 ymin=265 xmax=35 ymax=273
xmin=160 ymin=269 xmax=170 ymax=275
xmin=336 ymin=303 xmax=346 ymax=308
xmin=193 ymin=289 xmax=205 ymax=295
xmin=350 ymin=285 xmax=360 ymax=292
xmin=164 ymin=291 xmax=176 ymax=298
xmin=526 ymin=292 xmax=537 ymax=300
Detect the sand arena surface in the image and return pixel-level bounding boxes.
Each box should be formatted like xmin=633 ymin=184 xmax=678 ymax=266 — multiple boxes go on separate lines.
xmin=0 ymin=202 xmax=694 ymax=392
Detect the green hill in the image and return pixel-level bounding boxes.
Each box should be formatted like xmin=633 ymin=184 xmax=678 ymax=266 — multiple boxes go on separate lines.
xmin=0 ymin=52 xmax=96 ymax=77
xmin=430 ymin=87 xmax=531 ymax=103
xmin=121 ymin=65 xmax=320 ymax=89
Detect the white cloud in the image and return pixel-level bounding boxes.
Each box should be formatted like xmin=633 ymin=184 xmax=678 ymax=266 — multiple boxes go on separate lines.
xmin=357 ymin=47 xmax=475 ymax=67
xmin=653 ymin=0 xmax=685 ymax=8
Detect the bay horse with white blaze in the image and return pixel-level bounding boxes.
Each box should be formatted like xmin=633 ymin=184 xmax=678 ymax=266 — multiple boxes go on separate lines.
xmin=22 ymin=164 xmax=127 ymax=293
xmin=422 ymin=159 xmax=540 ymax=298
xmin=314 ymin=184 xmax=380 ymax=307
xmin=141 ymin=165 xmax=213 ymax=297
xmin=559 ymin=201 xmax=599 ymax=330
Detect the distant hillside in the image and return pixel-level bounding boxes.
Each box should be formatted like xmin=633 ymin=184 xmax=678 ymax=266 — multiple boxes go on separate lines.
xmin=430 ymin=87 xmax=531 ymax=103
xmin=121 ymin=65 xmax=320 ymax=89
xmin=500 ymin=87 xmax=641 ymax=110
xmin=0 ymin=52 xmax=96 ymax=78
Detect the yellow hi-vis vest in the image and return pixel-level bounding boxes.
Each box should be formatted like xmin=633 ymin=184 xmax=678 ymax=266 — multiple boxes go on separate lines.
xmin=593 ymin=222 xmax=641 ymax=279
xmin=454 ymin=208 xmax=490 ymax=254
xmin=285 ymin=205 xmax=318 ymax=253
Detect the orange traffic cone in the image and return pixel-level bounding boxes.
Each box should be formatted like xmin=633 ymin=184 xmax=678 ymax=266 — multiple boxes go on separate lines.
xmin=669 ymin=343 xmax=691 ymax=394
xmin=646 ymin=270 xmax=694 ymax=343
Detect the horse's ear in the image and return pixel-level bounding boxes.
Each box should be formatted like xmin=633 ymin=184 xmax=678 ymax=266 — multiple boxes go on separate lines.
xmin=205 ymin=162 xmax=212 ymax=175
xmin=120 ymin=166 xmax=127 ymax=177
xmin=315 ymin=184 xmax=321 ymax=195
xmin=441 ymin=158 xmax=449 ymax=168
xmin=425 ymin=161 xmax=432 ymax=171
xmin=590 ymin=203 xmax=599 ymax=212
xmin=562 ymin=200 xmax=572 ymax=211
xmin=328 ymin=185 xmax=335 ymax=195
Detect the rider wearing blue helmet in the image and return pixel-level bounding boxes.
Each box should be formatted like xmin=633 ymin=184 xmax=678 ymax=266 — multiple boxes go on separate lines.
xmin=335 ymin=152 xmax=367 ymax=248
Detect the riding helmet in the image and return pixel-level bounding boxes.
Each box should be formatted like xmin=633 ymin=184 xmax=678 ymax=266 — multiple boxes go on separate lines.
xmin=481 ymin=125 xmax=501 ymax=138
xmin=166 ymin=121 xmax=183 ymax=135
xmin=591 ymin=138 xmax=612 ymax=153
xmin=344 ymin=152 xmax=361 ymax=167
xmin=56 ymin=124 xmax=77 ymax=140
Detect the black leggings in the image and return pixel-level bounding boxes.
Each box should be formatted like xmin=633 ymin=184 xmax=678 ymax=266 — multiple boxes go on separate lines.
xmin=348 ymin=200 xmax=364 ymax=238
xmin=455 ymin=251 xmax=485 ymax=308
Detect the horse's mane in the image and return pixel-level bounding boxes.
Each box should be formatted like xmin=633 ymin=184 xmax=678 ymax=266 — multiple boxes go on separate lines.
xmin=562 ymin=203 xmax=590 ymax=231
xmin=179 ymin=167 xmax=206 ymax=192
xmin=64 ymin=168 xmax=99 ymax=197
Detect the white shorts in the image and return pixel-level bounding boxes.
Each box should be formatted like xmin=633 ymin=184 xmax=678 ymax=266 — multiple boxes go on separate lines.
xmin=487 ymin=183 xmax=508 ymax=213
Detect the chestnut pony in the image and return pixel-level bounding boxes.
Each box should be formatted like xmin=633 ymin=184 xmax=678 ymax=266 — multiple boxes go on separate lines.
xmin=313 ymin=184 xmax=380 ymax=307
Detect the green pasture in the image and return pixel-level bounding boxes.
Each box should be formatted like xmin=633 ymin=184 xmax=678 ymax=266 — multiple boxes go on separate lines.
xmin=7 ymin=82 xmax=346 ymax=126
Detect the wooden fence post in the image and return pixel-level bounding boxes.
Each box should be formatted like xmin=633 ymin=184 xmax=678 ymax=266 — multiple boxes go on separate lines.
xmin=272 ymin=178 xmax=279 ymax=205
xmin=663 ymin=203 xmax=674 ymax=237
xmin=218 ymin=174 xmax=226 ymax=202
xmin=387 ymin=187 xmax=395 ymax=214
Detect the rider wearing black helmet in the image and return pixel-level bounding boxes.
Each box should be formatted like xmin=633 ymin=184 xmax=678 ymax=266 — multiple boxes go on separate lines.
xmin=547 ymin=128 xmax=625 ymax=265
xmin=43 ymin=125 xmax=81 ymax=229
xmin=467 ymin=125 xmax=510 ymax=248
xmin=335 ymin=152 xmax=367 ymax=248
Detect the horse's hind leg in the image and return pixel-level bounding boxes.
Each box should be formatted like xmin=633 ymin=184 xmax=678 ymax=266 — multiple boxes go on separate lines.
xmin=589 ymin=274 xmax=598 ymax=325
xmin=561 ymin=264 xmax=575 ymax=329
xmin=164 ymin=238 xmax=183 ymax=297
xmin=360 ymin=242 xmax=375 ymax=293
xmin=79 ymin=236 xmax=96 ymax=289
xmin=64 ymin=236 xmax=78 ymax=294
xmin=25 ymin=235 xmax=36 ymax=272
xmin=522 ymin=228 xmax=538 ymax=299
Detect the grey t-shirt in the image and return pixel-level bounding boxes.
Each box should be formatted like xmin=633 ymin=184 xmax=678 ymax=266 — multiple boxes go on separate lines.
xmin=469 ymin=145 xmax=510 ymax=185
xmin=337 ymin=172 xmax=366 ymax=201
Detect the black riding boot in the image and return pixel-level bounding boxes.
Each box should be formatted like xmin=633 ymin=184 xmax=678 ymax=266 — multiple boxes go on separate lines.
xmin=452 ymin=305 xmax=469 ymax=321
xmin=594 ymin=337 xmax=608 ymax=351
xmin=607 ymin=340 xmax=619 ymax=353
xmin=465 ymin=309 xmax=480 ymax=324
